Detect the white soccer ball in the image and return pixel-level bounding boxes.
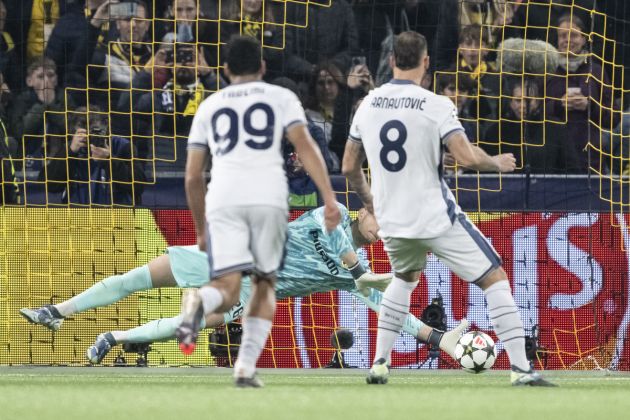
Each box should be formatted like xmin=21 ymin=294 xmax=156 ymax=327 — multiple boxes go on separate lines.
xmin=454 ymin=331 xmax=497 ymax=373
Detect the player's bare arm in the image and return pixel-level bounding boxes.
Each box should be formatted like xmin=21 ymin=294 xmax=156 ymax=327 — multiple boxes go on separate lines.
xmin=185 ymin=148 xmax=210 ymax=251
xmin=341 ymin=140 xmax=374 ymax=214
xmin=446 ymin=131 xmax=516 ymax=173
xmin=286 ymin=124 xmax=341 ymax=231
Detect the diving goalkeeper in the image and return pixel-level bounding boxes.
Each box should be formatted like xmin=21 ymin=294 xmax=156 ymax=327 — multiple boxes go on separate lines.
xmin=20 ymin=203 xmax=467 ymax=363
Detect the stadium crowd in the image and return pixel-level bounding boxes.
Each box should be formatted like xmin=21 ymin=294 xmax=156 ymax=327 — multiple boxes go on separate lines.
xmin=0 ymin=0 xmax=628 ymax=206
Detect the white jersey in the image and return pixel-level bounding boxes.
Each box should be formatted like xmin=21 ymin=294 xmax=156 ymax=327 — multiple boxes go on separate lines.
xmin=188 ymin=81 xmax=307 ymax=212
xmin=349 ymin=79 xmax=465 ymax=239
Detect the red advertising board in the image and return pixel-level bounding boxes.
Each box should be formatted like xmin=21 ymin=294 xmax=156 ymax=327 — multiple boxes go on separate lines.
xmin=153 ymin=210 xmax=630 ymax=370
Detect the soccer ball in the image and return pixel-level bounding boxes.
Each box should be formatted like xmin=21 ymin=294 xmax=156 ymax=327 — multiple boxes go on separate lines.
xmin=454 ymin=331 xmax=497 ymax=373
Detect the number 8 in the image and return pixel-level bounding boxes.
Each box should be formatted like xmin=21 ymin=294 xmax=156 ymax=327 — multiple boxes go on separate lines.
xmin=379 ymin=120 xmax=407 ymax=172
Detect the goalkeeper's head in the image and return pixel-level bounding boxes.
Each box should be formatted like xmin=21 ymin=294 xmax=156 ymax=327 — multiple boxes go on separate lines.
xmin=351 ymin=208 xmax=380 ymax=247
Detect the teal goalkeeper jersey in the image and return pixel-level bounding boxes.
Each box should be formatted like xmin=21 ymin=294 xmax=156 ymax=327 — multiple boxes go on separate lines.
xmin=167 ymin=203 xmax=369 ymax=297
xmin=275 ymin=203 xmax=368 ymax=298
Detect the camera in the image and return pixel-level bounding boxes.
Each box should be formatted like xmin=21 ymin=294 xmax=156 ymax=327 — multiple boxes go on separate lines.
xmin=421 ymin=294 xmax=447 ymax=331
xmin=165 ymin=47 xmax=195 ymax=64
xmin=89 ymin=126 xmax=107 ymax=148
xmin=110 ymin=2 xmax=140 ymax=19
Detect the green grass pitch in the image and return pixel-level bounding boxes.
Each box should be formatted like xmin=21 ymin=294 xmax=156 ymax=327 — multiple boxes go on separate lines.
xmin=1 ymin=367 xmax=629 ymax=420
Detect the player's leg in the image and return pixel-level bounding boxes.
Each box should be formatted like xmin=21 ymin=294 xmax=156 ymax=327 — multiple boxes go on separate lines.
xmin=231 ymin=206 xmax=287 ymax=388
xmin=20 ymin=255 xmax=175 ymax=331
xmin=350 ymin=289 xmax=469 ymax=360
xmin=232 ymin=275 xmax=275 ymax=388
xmin=88 ymin=280 xmax=252 ymax=364
xmin=366 ymin=237 xmax=424 ymax=384
xmin=177 ymin=208 xmax=251 ymax=354
xmin=177 ymin=273 xmax=242 ymax=354
xmin=429 ymin=214 xmax=556 ymax=386
xmin=477 ymin=269 xmax=555 ymax=386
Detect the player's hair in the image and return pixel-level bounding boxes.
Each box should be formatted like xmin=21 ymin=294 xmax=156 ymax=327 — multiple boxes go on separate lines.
xmin=436 ymin=70 xmax=475 ymax=94
xmin=393 ymin=31 xmax=427 ymax=71
xmin=225 ymin=35 xmax=262 ymax=76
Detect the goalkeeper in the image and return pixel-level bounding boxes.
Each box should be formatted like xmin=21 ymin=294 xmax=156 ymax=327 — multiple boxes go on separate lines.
xmin=20 ymin=203 xmax=467 ymax=364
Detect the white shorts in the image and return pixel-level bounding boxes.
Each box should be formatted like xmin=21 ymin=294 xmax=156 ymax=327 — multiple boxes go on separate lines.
xmin=206 ymin=206 xmax=288 ymax=278
xmin=382 ymin=213 xmax=502 ymax=283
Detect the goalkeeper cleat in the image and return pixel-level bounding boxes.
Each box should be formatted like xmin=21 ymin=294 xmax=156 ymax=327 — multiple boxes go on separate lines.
xmin=439 ymin=319 xmax=470 ymax=360
xmin=511 ymin=365 xmax=558 ymax=387
xmin=235 ymin=374 xmax=264 ymax=388
xmin=19 ymin=305 xmax=64 ymax=331
xmin=366 ymin=358 xmax=389 ymax=385
xmin=175 ymin=289 xmax=204 ymax=355
xmin=86 ymin=333 xmax=116 ymax=364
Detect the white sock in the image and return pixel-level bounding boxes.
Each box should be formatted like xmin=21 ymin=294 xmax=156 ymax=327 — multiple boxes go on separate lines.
xmin=198 ymin=286 xmax=224 ymax=315
xmin=233 ymin=316 xmax=272 ymax=378
xmin=484 ymin=281 xmax=530 ymax=371
xmin=374 ymin=276 xmax=418 ymax=363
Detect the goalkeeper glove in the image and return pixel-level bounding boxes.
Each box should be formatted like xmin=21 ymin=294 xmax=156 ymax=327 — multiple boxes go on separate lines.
xmin=349 ymin=261 xmax=393 ymax=296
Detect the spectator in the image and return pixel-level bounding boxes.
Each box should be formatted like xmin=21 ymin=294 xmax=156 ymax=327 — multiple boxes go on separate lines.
xmin=283 ymin=0 xmax=359 ymax=80
xmin=220 ymin=0 xmax=284 ymax=77
xmin=435 ymin=70 xmax=477 ymax=140
xmin=304 ymin=62 xmax=347 ymax=172
xmin=329 ymin=60 xmax=375 ymax=164
xmin=0 ymin=114 xmax=20 ymax=204
xmin=115 ymin=27 xmax=225 ymax=138
xmin=4 ymin=1 xmax=73 ymax=88
xmin=457 ymin=24 xmax=498 ymax=121
xmin=131 ymin=43 xmax=222 ymax=164
xmin=458 ymin=0 xmax=514 ymax=48
xmin=602 ymin=106 xmax=630 ymax=176
xmin=546 ymin=12 xmax=615 ymax=173
xmin=70 ymin=0 xmax=152 ymax=107
xmin=9 ymin=57 xmax=71 ymax=168
xmin=272 ymin=76 xmax=335 ymax=207
xmin=0 ymin=70 xmax=11 ymax=120
xmin=46 ymin=0 xmax=100 ymax=86
xmin=0 ymin=0 xmax=17 ymax=86
xmin=42 ymin=105 xmax=145 ymax=205
xmin=154 ymin=0 xmax=219 ymax=66
xmin=482 ymin=79 xmax=575 ymax=174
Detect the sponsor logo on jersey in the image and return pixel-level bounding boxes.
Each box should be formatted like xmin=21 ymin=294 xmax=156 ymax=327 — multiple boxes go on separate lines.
xmin=309 ymin=230 xmax=340 ymax=275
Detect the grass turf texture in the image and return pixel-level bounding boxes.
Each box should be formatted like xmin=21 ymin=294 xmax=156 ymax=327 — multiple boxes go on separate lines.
xmin=1 ymin=368 xmax=629 ymax=420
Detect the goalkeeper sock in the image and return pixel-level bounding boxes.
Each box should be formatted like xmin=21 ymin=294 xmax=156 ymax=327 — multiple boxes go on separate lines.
xmin=373 ymin=276 xmax=418 ymax=364
xmin=484 ymin=280 xmax=530 ymax=371
xmin=55 ymin=265 xmax=152 ymax=317
xmin=198 ymin=286 xmax=224 ymax=315
xmin=233 ymin=316 xmax=272 ymax=378
xmin=111 ymin=315 xmax=207 ymax=344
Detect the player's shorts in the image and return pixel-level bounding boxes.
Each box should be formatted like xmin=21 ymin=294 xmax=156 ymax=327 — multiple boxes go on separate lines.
xmin=206 ymin=206 xmax=288 ymax=279
xmin=382 ymin=213 xmax=502 ymax=283
xmin=167 ymin=245 xmax=209 ymax=288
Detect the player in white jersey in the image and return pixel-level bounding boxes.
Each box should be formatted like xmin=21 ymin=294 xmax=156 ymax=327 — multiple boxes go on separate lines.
xmin=342 ymin=31 xmax=555 ymax=386
xmin=181 ymin=36 xmax=340 ymax=387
